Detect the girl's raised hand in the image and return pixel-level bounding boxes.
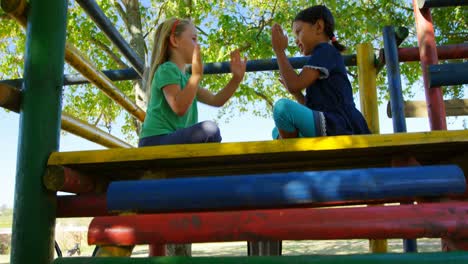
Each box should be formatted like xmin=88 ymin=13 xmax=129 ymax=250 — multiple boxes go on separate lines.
xmin=271 ymin=23 xmax=288 ymax=54
xmin=230 ymin=49 xmax=247 ymax=81
xmin=192 ymin=43 xmax=203 ymax=79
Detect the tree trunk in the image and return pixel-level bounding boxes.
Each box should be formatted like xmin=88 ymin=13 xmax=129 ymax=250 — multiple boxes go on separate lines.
xmin=121 ymin=0 xmax=147 ymax=133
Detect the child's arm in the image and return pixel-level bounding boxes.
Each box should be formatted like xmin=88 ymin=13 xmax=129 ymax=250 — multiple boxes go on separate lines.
xmin=292 ymin=92 xmax=305 ymax=105
xmin=272 ymin=23 xmax=320 ymax=93
xmin=279 ymin=77 xmax=305 ymax=105
xmin=163 ymin=44 xmax=203 ymax=116
xmin=197 ymin=49 xmax=247 ymax=107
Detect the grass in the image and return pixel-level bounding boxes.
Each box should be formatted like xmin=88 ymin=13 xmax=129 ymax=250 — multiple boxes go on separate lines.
xmin=0 ymin=217 xmax=11 ymax=229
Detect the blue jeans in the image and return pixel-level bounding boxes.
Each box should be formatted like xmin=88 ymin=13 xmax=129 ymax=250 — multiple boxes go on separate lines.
xmin=138 ymin=120 xmax=222 ymax=147
xmin=272 ymin=98 xmax=325 ymax=139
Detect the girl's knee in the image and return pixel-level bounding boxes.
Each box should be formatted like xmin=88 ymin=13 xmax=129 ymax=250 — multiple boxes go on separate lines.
xmin=273 ymin=98 xmax=294 ymax=121
xmin=199 ymin=121 xmax=222 ymax=142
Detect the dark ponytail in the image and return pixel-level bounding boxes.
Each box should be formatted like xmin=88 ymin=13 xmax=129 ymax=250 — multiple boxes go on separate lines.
xmin=294 ymin=5 xmax=346 ymax=52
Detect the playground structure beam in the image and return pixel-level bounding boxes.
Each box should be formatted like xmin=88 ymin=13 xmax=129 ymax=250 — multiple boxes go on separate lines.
xmin=0 ymin=83 xmax=132 ymax=148
xmin=418 ymin=0 xmax=468 ymax=8
xmin=76 ymin=0 xmax=144 ymax=77
xmin=429 ymin=62 xmax=468 ymax=87
xmin=2 ymin=44 xmax=466 ymax=88
xmin=383 ymin=26 xmax=406 ymax=133
xmin=387 ymin=99 xmax=468 ymax=118
xmin=7 ymin=0 xmax=67 ymax=262
xmin=44 ymin=166 xmax=98 ymax=194
xmin=57 ymin=194 xmax=109 ymax=218
xmin=51 ymin=252 xmax=468 ymax=264
xmin=413 ymin=0 xmax=447 ymax=130
xmin=56 ymin=193 xmax=429 ymax=218
xmin=88 ymin=202 xmax=468 ymax=245
xmin=1 ymin=0 xmax=146 ymax=122
xmin=397 ymin=43 xmax=468 ymax=62
xmin=106 ymin=166 xmax=465 ymax=213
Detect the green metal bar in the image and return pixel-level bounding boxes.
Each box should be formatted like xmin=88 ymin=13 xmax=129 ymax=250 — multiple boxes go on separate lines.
xmin=52 ymin=252 xmax=468 ymax=264
xmin=9 ymin=0 xmax=67 ymax=263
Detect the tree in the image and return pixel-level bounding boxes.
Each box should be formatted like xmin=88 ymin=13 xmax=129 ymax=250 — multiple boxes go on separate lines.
xmin=1 ymin=0 xmax=465 ymax=143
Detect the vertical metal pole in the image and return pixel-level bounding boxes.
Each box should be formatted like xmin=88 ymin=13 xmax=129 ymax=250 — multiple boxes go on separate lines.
xmin=357 ymin=43 xmax=380 ymax=134
xmin=383 ymin=26 xmax=407 ymax=133
xmin=383 ymin=26 xmax=418 ymax=253
xmin=414 ymin=0 xmax=468 ymax=251
xmin=357 ymin=43 xmax=387 ymax=253
xmin=10 ymin=0 xmax=67 ymax=263
xmin=413 ymin=0 xmax=447 ymax=130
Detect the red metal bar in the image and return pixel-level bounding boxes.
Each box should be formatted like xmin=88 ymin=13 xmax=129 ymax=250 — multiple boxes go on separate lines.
xmin=148 ymin=244 xmax=166 ymax=256
xmin=88 ymin=202 xmax=468 ymax=245
xmin=413 ymin=1 xmax=447 ymax=130
xmin=57 ymin=194 xmax=108 ymax=218
xmin=391 ymin=156 xmax=421 ymax=252
xmin=44 ymin=166 xmax=96 ymax=193
xmin=56 ymin=191 xmax=426 ymax=218
xmin=398 ymin=44 xmax=468 ymax=62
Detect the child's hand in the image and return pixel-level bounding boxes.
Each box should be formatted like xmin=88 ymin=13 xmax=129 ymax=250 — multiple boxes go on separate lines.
xmin=192 ymin=44 xmax=203 ymax=79
xmin=272 ymin=23 xmax=288 ymax=54
xmin=230 ymin=49 xmax=247 ymax=81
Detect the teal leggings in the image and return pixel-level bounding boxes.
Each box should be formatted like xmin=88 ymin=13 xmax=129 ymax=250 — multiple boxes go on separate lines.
xmin=272 ymin=98 xmax=325 ymax=139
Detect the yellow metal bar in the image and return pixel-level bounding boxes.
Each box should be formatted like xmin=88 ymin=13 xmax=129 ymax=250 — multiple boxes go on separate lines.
xmin=1 ymin=0 xmax=27 ymax=26
xmin=61 ymin=113 xmax=133 ymax=148
xmin=0 ymin=83 xmax=132 ymax=148
xmin=48 ymin=130 xmax=468 ymax=165
xmin=387 ymin=99 xmax=468 ymax=118
xmin=1 ymin=0 xmax=146 ymax=122
xmin=93 ymin=246 xmax=134 ymax=257
xmin=357 ymin=43 xmax=386 ymax=253
xmin=357 ymin=43 xmax=379 ymax=134
xmin=64 ymin=43 xmax=145 ymax=122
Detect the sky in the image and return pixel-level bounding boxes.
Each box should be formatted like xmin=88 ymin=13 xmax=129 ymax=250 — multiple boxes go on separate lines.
xmin=1 ymin=86 xmax=466 ymax=208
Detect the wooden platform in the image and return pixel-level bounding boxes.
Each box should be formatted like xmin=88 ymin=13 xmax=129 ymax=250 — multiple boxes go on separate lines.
xmin=47 ymin=130 xmax=468 ymax=180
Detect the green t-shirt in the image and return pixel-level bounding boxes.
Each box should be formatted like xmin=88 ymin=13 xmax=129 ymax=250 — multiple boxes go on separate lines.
xmin=140 ymin=61 xmax=198 ymax=138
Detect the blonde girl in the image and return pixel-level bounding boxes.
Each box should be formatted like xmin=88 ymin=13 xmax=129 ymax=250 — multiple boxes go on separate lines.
xmin=139 ymin=18 xmax=247 ymax=146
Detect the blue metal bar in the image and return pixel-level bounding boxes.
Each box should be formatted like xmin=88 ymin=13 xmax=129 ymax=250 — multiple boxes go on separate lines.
xmin=107 ymin=165 xmax=465 ymax=213
xmin=383 ymin=26 xmax=417 ymax=252
xmin=418 ymin=0 xmax=468 ymax=8
xmin=1 ymin=55 xmax=356 ymax=87
xmin=0 ymin=68 xmax=137 ymax=88
xmin=192 ymin=55 xmax=356 ymax=74
xmin=76 ymin=0 xmax=144 ymax=77
xmin=383 ymin=26 xmax=407 ymax=133
xmin=429 ymin=62 xmax=468 ymax=87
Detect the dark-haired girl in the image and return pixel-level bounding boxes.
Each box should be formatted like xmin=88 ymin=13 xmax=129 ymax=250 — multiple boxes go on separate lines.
xmin=271 ymin=5 xmax=370 ymax=139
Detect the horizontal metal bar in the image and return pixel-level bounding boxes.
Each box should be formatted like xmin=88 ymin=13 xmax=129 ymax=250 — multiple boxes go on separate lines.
xmin=387 ymin=99 xmax=468 ymax=118
xmin=3 ymin=44 xmax=467 ymax=88
xmin=1 ymin=56 xmax=356 ymax=87
xmin=88 ymin=202 xmax=468 ymax=245
xmin=190 ymin=55 xmax=357 ymax=75
xmin=76 ymin=0 xmax=144 ymax=76
xmin=52 ymin=252 xmax=468 ymax=264
xmin=107 ymin=165 xmax=465 ymax=213
xmin=429 ymin=62 xmax=468 ymax=87
xmin=418 ymin=0 xmax=468 ymax=8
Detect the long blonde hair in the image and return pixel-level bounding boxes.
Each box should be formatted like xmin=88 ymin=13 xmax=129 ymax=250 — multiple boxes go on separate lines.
xmin=144 ymin=18 xmax=192 ymax=97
